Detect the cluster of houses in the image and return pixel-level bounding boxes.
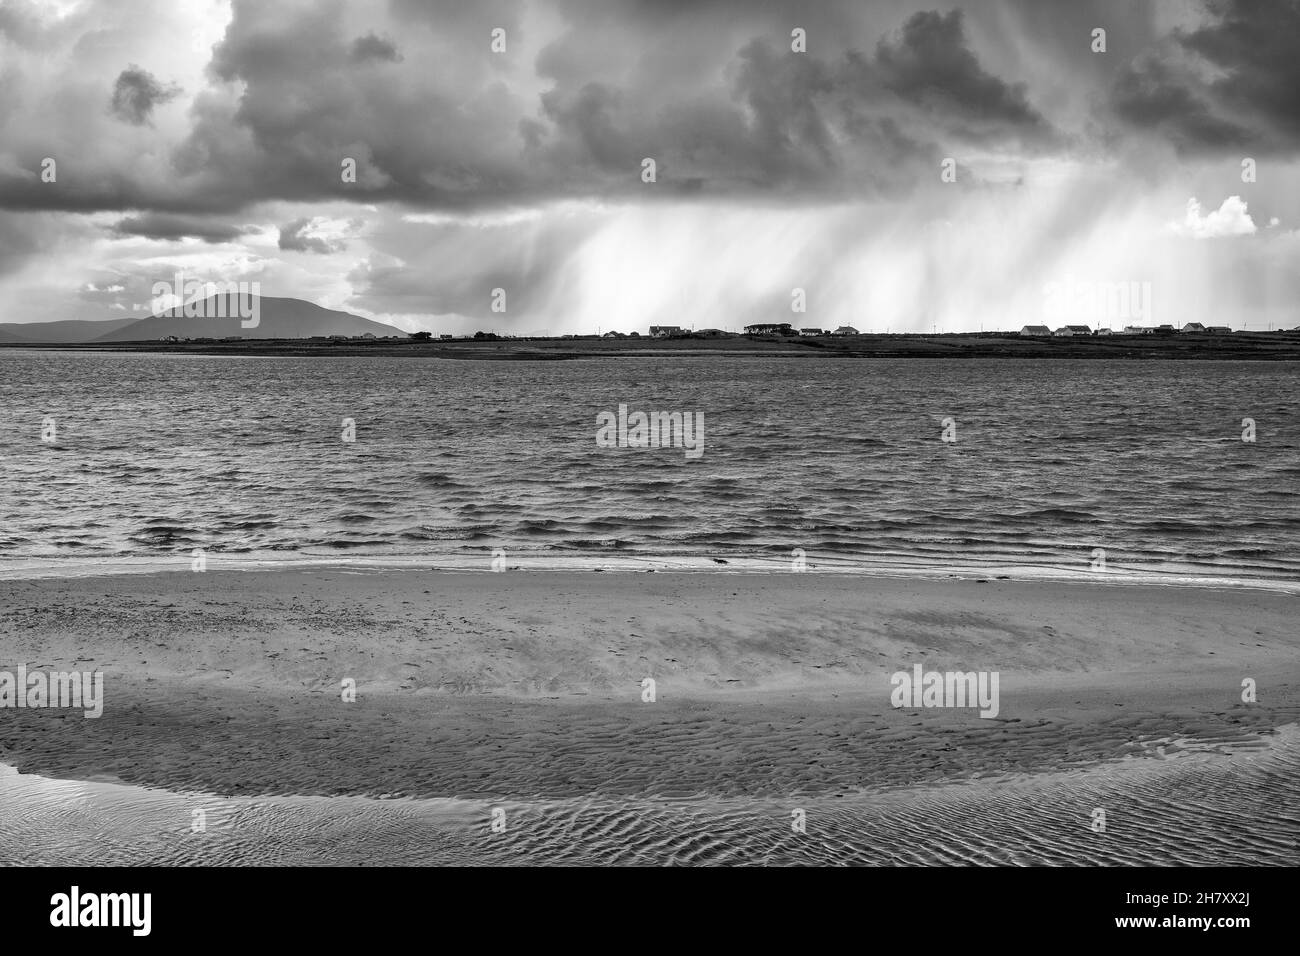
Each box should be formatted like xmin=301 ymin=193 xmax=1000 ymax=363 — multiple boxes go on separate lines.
xmin=641 ymin=323 xmax=863 ymax=338
xmin=743 ymin=323 xmax=861 ymax=336
xmin=1019 ymin=323 xmax=1232 ymax=337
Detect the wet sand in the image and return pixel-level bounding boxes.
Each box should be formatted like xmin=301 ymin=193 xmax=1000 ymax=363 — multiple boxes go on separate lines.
xmin=6 ymin=727 xmax=1297 ymax=865
xmin=1 ymin=570 xmax=1297 ymax=864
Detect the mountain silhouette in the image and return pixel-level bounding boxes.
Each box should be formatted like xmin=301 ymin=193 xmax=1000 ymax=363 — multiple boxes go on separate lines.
xmin=93 ymin=294 xmax=403 ymax=341
xmin=0 ymin=317 xmax=137 ymax=343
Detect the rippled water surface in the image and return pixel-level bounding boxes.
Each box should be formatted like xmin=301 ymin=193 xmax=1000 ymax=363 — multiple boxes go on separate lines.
xmin=1 ymin=351 xmax=1297 ymax=579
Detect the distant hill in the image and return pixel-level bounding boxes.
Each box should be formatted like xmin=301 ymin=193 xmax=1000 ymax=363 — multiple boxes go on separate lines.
xmin=0 ymin=317 xmax=139 ymax=343
xmin=94 ymin=295 xmax=403 ymax=342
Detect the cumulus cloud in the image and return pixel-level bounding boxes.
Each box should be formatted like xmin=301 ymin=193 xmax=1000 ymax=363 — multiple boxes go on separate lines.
xmin=278 ymin=217 xmax=356 ymax=254
xmin=1167 ymin=196 xmax=1256 ymax=239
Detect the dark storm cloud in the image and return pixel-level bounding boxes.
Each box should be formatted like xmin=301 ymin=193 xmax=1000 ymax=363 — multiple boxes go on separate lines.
xmin=1111 ymin=55 xmax=1252 ymax=152
xmin=871 ymin=11 xmax=1053 ymax=139
xmin=111 ymin=213 xmax=255 ymax=244
xmin=109 ymin=65 xmax=182 ymax=125
xmin=530 ymin=8 xmax=1058 ymax=198
xmin=0 ymin=165 xmax=180 ymax=215
xmin=14 ymin=0 xmax=1298 ymax=218
xmin=2 ymin=0 xmax=1066 ymax=215
xmin=539 ymin=83 xmax=637 ymax=172
xmin=174 ymin=0 xmax=531 ymax=210
xmin=728 ymin=40 xmax=838 ymax=184
xmin=1110 ymin=0 xmax=1300 ymax=153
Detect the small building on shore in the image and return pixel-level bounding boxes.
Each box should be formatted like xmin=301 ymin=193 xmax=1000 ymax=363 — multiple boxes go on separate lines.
xmin=1053 ymin=325 xmax=1092 ymax=337
xmin=1019 ymin=325 xmax=1052 ymax=336
xmin=745 ymin=322 xmax=796 ymax=335
xmin=831 ymin=325 xmax=860 ymax=336
xmin=1180 ymin=323 xmax=1207 ymax=333
xmin=799 ymin=327 xmax=825 ymax=336
xmin=648 ymin=325 xmax=682 ymax=338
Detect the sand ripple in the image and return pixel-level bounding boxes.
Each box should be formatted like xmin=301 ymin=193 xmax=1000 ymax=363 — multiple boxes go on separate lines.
xmin=4 ymin=726 xmax=1296 ymax=866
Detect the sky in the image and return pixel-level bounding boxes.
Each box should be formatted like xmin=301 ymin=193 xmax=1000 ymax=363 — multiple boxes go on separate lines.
xmin=1 ymin=0 xmax=1298 ymax=334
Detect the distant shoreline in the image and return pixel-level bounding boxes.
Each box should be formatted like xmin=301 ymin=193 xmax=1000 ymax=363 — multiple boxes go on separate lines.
xmin=1 ymin=552 xmax=1295 ymax=593
xmin=3 ymin=329 xmax=1300 ymax=360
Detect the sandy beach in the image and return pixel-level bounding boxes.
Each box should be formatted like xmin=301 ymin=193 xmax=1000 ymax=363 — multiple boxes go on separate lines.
xmin=1 ymin=569 xmax=1296 ymax=806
